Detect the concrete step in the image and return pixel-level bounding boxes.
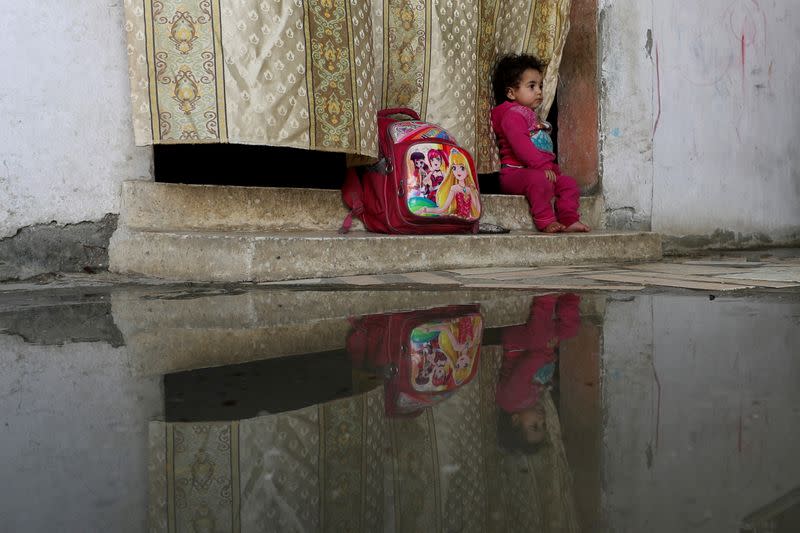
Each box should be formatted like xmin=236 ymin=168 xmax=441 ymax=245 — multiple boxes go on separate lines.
xmin=110 ymin=181 xmax=660 ymax=282
xmin=119 ymin=180 xmax=605 ymax=232
xmin=110 ymin=226 xmax=662 ymax=282
xmin=112 ymin=287 xmax=561 ymax=375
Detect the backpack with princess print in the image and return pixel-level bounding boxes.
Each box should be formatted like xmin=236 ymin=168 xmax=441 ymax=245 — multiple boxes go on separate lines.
xmin=345 ymin=305 xmax=484 ymax=417
xmin=339 ymin=108 xmax=481 ymax=234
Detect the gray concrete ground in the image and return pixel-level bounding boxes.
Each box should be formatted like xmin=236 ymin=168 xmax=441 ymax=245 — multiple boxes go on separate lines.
xmin=2 ymin=248 xmax=798 ymax=294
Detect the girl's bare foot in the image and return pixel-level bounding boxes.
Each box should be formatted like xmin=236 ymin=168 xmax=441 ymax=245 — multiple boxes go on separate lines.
xmin=564 ymin=221 xmax=591 ymax=232
xmin=542 ymin=221 xmax=566 ymax=233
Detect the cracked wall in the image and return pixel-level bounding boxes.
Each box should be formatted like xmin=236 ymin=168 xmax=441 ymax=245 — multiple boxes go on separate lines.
xmin=0 ymin=215 xmax=118 ymax=281
xmin=599 ymin=0 xmax=800 ymax=245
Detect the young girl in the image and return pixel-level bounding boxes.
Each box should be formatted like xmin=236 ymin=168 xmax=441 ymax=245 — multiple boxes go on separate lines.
xmin=491 ymin=54 xmax=590 ymax=233
xmin=420 ymin=150 xmax=481 ymax=220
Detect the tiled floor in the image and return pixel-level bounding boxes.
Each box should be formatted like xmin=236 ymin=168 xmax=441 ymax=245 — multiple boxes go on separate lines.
xmin=2 ymin=253 xmax=798 ymax=294
xmin=263 ymin=255 xmax=800 ymax=292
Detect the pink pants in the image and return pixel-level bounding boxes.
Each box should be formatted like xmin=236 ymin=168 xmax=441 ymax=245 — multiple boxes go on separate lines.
xmin=499 ymin=167 xmax=580 ymax=230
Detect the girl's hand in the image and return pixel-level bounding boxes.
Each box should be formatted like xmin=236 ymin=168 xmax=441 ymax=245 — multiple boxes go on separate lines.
xmin=545 ymin=170 xmax=557 ymax=183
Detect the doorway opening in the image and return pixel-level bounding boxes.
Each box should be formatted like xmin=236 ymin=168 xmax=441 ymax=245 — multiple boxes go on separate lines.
xmin=154 ymin=144 xmax=346 ymax=189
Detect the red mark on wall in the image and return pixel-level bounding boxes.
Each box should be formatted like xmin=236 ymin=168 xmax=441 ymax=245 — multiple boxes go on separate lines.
xmin=729 ymin=0 xmax=767 ymax=97
xmin=741 ymin=32 xmax=747 ymax=93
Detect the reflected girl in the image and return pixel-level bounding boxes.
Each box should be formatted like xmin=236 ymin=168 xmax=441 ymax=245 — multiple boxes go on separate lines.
xmin=496 ymin=293 xmax=580 ymax=454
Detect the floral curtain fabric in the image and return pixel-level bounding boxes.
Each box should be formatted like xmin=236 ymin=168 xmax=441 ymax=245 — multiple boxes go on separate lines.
xmin=147 ymin=348 xmax=579 ymax=532
xmin=124 ymin=0 xmax=571 ymax=172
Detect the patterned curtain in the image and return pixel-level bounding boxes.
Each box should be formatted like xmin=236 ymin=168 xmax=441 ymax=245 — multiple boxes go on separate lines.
xmin=124 ymin=0 xmax=571 ymax=172
xmin=147 ymin=349 xmax=580 ymax=532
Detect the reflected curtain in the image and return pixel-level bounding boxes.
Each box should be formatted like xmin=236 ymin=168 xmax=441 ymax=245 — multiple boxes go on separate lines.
xmin=124 ymin=0 xmax=571 ymax=172
xmin=147 ymin=348 xmax=579 ymax=532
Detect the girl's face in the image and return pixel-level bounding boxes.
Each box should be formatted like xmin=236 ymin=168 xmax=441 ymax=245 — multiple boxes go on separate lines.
xmin=453 ymin=163 xmax=467 ymax=182
xmin=430 ymin=155 xmax=442 ymax=171
xmin=414 ymin=158 xmax=425 ymax=169
xmin=512 ymin=402 xmax=547 ymax=444
xmin=506 ymin=68 xmax=543 ymax=110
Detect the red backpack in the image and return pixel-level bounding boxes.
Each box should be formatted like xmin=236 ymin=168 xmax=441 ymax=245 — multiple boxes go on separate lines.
xmin=346 ymin=305 xmax=484 ymax=417
xmin=340 ymin=108 xmax=481 ymax=234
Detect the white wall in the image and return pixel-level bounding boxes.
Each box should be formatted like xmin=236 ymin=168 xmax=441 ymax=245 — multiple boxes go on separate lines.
xmin=600 ymin=0 xmax=800 ymax=244
xmin=0 ymin=1 xmax=151 ymax=239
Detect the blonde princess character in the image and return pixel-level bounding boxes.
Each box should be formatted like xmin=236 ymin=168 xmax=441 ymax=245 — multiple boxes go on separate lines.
xmin=436 ymin=316 xmax=480 ymax=385
xmin=420 ymin=150 xmax=481 ymax=220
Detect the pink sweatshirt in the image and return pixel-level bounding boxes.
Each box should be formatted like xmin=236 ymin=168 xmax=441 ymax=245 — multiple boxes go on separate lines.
xmin=495 ymin=293 xmax=580 ymax=413
xmin=491 ymin=101 xmax=560 ymax=172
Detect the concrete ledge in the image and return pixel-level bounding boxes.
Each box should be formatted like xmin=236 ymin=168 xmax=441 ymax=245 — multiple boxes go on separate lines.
xmin=110 ymin=227 xmax=662 ymax=282
xmin=662 ymin=229 xmax=800 ymax=255
xmin=111 ymin=288 xmax=546 ymax=375
xmin=119 ymin=180 xmax=603 ymax=232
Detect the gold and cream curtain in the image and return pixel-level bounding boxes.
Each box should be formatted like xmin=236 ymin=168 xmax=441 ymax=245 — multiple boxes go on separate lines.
xmin=124 ymin=0 xmax=571 ymax=172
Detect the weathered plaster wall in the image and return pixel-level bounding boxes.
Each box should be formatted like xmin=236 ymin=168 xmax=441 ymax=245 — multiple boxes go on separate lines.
xmin=0 ymin=1 xmax=152 ymax=240
xmin=602 ymin=295 xmax=800 ymax=532
xmin=598 ymin=0 xmax=655 ymax=231
xmin=599 ymin=0 xmax=800 ymax=248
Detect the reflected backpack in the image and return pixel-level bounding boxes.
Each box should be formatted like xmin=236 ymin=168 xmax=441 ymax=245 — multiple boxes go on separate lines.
xmin=340 ymin=108 xmax=481 ymax=234
xmin=346 ymin=305 xmax=484 ymax=417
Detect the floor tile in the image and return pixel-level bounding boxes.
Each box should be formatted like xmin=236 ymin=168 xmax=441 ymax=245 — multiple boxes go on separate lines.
xmin=583 ymin=273 xmax=752 ymax=291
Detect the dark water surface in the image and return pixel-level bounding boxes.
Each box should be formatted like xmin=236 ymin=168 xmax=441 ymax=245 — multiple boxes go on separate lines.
xmin=1 ymin=286 xmax=799 ymax=532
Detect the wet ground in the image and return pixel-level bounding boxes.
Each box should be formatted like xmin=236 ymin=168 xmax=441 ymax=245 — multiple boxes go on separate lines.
xmin=1 ymin=256 xmax=800 ymax=532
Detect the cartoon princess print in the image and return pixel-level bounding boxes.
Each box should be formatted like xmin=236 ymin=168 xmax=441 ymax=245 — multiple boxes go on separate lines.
xmin=409 ymin=151 xmax=430 ymax=198
xmin=414 ymin=342 xmax=436 ymax=387
xmin=411 ymin=325 xmax=451 ymax=390
xmin=425 ymin=148 xmax=449 ymax=202
xmin=419 ymin=149 xmax=481 ymax=220
xmin=415 ymin=316 xmax=480 ymax=386
xmin=431 ymin=351 xmax=452 ymax=388
xmin=438 ymin=316 xmax=480 ymax=385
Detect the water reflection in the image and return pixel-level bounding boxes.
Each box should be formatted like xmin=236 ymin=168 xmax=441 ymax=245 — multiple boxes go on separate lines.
xmin=152 ymin=294 xmax=590 ymax=532
xmin=0 ymin=290 xmax=123 ymax=346
xmin=348 ymin=304 xmax=483 ymax=416
xmin=496 ymin=294 xmax=579 ymax=455
xmin=2 ymin=286 xmax=799 ymax=532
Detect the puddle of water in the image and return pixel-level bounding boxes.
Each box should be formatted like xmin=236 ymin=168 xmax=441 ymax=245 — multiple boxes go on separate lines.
xmin=0 ymin=287 xmax=799 ymax=532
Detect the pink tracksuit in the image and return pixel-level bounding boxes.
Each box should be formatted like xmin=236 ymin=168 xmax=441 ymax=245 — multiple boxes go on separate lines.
xmin=491 ymin=101 xmax=580 ymax=230
xmin=495 ymin=293 xmax=581 ymax=413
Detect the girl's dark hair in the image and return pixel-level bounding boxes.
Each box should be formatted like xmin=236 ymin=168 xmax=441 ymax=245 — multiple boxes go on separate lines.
xmin=410 ymin=151 xmax=425 ymax=161
xmin=492 ymin=54 xmax=544 ymax=105
xmin=496 ymin=408 xmax=548 ymax=455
